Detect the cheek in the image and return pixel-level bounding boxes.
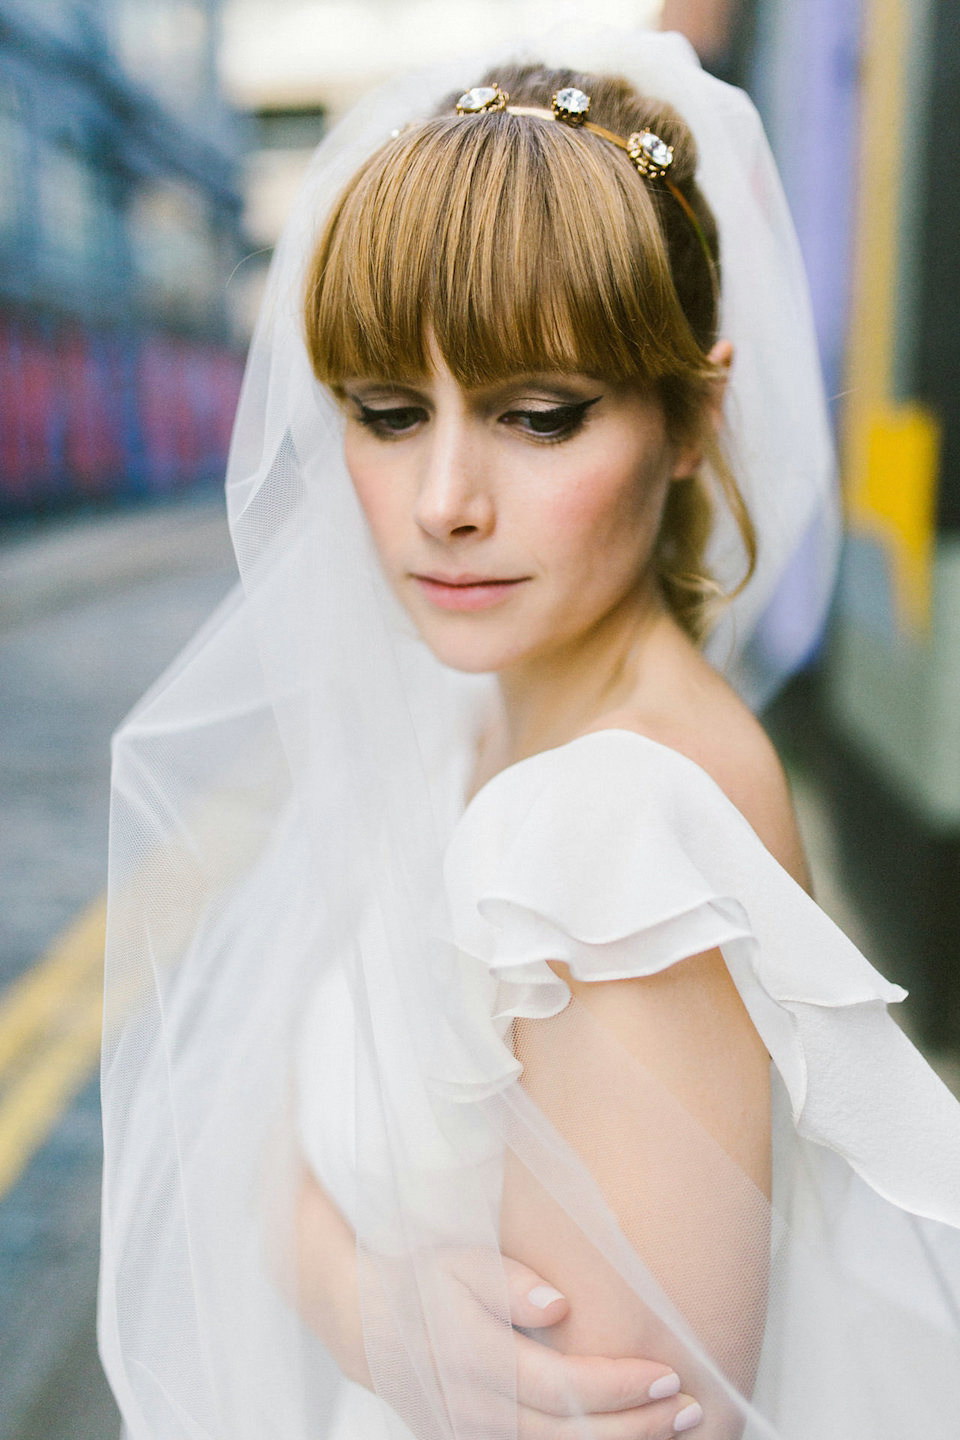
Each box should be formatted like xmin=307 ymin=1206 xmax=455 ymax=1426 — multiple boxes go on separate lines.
xmin=533 ymin=448 xmax=666 ymax=584
xmin=344 ymin=435 xmax=405 ymax=556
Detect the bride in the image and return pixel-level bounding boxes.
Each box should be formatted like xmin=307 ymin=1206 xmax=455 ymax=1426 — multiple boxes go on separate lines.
xmin=97 ymin=30 xmax=960 ymax=1440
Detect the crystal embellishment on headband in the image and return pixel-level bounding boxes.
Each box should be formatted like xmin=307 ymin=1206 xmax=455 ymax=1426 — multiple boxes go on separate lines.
xmin=552 ymin=87 xmax=591 ymax=125
xmin=449 ymin=83 xmax=709 ymax=293
xmin=456 ymin=83 xmax=508 ymax=114
xmin=627 ymin=129 xmax=675 ymax=179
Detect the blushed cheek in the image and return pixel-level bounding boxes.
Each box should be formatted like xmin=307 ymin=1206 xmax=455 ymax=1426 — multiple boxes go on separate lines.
xmin=344 ymin=453 xmax=402 ymax=568
xmin=544 ymin=462 xmax=663 ymax=596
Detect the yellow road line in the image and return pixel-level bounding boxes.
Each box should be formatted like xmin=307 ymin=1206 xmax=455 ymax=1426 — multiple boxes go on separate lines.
xmin=0 ymin=984 xmax=103 ymax=1199
xmin=0 ymin=897 xmax=106 ymax=1200
xmin=0 ymin=896 xmax=105 ymax=1081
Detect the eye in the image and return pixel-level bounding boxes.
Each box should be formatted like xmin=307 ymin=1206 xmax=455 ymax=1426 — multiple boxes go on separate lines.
xmin=353 ymin=402 xmax=427 ymax=436
xmin=502 ymin=396 xmax=602 ymax=442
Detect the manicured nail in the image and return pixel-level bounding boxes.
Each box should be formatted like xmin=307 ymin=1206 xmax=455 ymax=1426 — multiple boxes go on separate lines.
xmin=527 ymin=1284 xmax=565 ymax=1309
xmin=648 ymin=1372 xmax=681 ymax=1400
xmin=674 ymin=1400 xmax=703 ymax=1432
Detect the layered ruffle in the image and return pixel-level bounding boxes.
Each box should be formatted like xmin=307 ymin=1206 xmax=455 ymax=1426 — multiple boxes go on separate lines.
xmin=442 ymin=729 xmax=960 ymax=1228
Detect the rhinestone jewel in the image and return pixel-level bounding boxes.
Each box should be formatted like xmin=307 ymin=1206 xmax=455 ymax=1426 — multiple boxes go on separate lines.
xmin=552 ymin=86 xmax=591 ymax=124
xmin=627 ymin=129 xmax=674 ymax=178
xmin=456 ymin=84 xmax=507 ymax=114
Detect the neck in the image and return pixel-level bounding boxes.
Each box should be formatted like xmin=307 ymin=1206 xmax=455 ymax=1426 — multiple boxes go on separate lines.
xmin=493 ymin=576 xmax=672 ymax=762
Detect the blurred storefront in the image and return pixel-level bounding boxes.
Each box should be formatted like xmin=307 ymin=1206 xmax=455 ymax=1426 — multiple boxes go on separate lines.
xmin=0 ymin=0 xmax=246 ymax=518
xmin=732 ymin=0 xmax=960 ymax=1050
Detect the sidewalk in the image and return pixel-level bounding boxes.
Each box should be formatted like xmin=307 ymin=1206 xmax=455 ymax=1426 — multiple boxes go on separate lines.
xmin=0 ymin=495 xmax=236 ymax=633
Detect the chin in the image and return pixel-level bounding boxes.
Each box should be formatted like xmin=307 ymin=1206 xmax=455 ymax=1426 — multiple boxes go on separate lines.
xmin=414 ymin=619 xmax=537 ymax=675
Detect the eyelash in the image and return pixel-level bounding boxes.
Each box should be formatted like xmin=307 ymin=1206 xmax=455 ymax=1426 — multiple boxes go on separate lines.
xmin=355 ymin=404 xmax=424 ymax=436
xmin=353 ymin=399 xmax=600 ymax=443
xmin=507 ymin=402 xmax=598 ymax=441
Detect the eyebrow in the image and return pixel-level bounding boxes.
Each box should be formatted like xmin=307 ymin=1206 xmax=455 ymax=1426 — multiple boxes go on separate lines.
xmin=475 ymin=375 xmax=602 ymax=400
xmin=344 ymin=374 xmax=603 ymax=402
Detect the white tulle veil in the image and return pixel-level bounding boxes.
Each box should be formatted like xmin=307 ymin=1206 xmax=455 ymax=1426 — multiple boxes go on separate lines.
xmin=93 ymin=25 xmax=929 ymax=1440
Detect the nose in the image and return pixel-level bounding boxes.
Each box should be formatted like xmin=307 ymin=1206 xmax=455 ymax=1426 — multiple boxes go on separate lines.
xmin=413 ymin=413 xmax=494 ymax=541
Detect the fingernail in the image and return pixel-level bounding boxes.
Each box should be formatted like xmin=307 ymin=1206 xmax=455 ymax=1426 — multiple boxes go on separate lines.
xmin=527 ymin=1284 xmax=565 ymax=1309
xmin=648 ymin=1372 xmax=681 ymax=1400
xmin=674 ymin=1400 xmax=703 ymax=1432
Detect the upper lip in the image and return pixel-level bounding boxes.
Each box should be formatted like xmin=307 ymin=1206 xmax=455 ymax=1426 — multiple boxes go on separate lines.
xmin=412 ymin=571 xmax=527 ymax=586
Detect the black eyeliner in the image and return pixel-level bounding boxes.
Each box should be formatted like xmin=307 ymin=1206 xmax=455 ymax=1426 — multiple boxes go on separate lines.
xmin=353 ymin=400 xmax=424 ymax=430
xmin=508 ymin=394 xmax=604 ymax=436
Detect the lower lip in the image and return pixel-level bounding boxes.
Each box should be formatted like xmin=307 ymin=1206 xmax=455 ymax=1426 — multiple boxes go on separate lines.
xmin=412 ymin=576 xmax=529 ymax=611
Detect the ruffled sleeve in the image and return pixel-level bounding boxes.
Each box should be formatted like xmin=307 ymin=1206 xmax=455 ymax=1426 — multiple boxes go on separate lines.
xmin=442 ymin=729 xmax=960 ymax=1228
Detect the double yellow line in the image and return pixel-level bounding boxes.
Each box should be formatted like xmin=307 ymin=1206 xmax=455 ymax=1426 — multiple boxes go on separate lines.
xmin=0 ymin=897 xmax=106 ymax=1200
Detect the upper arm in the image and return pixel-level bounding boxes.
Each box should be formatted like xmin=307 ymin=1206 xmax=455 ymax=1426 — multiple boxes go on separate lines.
xmin=552 ymin=946 xmax=772 ymax=1196
xmin=453 ymin=719 xmax=780 ymax=1429
xmin=499 ymin=954 xmax=771 ymax=1435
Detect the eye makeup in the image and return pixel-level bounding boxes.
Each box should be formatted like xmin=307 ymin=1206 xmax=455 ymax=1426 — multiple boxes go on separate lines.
xmin=353 ymin=401 xmax=426 ymax=436
xmin=346 ymin=389 xmax=604 ymax=443
xmin=501 ymin=395 xmax=603 ymax=441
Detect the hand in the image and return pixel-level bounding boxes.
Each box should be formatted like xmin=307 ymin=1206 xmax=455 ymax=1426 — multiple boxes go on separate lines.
xmin=293 ymin=1166 xmax=702 ymax=1437
xmin=430 ymin=1250 xmax=704 ymax=1439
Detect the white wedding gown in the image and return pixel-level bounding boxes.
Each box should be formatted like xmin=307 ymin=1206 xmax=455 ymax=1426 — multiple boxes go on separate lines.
xmin=296 ymin=728 xmax=960 ymax=1439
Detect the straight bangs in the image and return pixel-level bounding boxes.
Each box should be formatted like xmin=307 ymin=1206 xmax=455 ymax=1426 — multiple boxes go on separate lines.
xmin=304 ymin=112 xmax=707 ymax=392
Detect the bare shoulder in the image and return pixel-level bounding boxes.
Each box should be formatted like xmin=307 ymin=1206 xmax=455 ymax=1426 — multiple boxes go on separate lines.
xmin=582 ymin=676 xmax=812 ymax=895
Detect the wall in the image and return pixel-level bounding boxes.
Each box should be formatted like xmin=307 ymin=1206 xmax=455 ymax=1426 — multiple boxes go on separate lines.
xmin=0 ymin=0 xmax=247 ymax=516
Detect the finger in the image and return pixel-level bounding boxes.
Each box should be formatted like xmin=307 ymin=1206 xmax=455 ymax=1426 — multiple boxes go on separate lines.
xmin=501 ymin=1255 xmax=570 ymax=1328
xmin=516 ymin=1335 xmax=683 ymax=1416
xmin=450 ymin=1389 xmax=702 ymax=1440
xmin=447 ymin=1249 xmax=570 ymax=1328
xmin=516 ymin=1393 xmax=703 ymax=1439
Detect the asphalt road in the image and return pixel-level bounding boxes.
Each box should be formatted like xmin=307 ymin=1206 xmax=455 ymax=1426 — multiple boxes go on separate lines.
xmin=0 ymin=498 xmax=237 ymax=1440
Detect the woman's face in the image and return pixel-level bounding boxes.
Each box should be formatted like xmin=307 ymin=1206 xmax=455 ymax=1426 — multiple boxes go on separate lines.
xmin=342 ymin=351 xmax=700 ymax=675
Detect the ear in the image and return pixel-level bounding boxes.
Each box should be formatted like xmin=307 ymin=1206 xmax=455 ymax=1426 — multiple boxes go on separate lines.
xmin=669 ymin=338 xmax=734 ymax=481
xmin=705 ymin=338 xmax=734 ymax=425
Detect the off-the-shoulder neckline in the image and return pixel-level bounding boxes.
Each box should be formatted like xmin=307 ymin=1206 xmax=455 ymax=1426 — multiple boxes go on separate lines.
xmin=459 ymin=726 xmax=736 ymax=828
xmin=454 ymin=725 xmax=813 ymax=904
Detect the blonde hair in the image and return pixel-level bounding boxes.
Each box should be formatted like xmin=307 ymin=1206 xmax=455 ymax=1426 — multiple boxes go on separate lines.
xmin=304 ymin=63 xmax=757 ymax=643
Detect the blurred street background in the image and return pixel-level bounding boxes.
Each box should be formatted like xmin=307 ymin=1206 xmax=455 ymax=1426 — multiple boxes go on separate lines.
xmin=1 ymin=0 xmax=959 ymax=1435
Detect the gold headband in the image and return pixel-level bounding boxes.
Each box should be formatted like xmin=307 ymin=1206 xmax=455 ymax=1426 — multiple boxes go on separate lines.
xmin=454 ymin=83 xmax=714 ymax=283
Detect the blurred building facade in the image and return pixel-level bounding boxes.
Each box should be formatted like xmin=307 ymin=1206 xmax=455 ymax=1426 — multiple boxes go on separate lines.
xmin=0 ymin=0 xmax=246 ymax=518
xmin=738 ymin=0 xmax=960 ymax=1050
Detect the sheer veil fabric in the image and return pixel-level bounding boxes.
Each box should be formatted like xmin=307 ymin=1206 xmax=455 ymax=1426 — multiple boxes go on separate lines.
xmin=98 ymin=26 xmax=960 ymax=1440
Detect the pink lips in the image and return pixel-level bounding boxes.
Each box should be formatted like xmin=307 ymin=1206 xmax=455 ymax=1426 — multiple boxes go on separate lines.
xmin=412 ymin=572 xmax=530 ymax=611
